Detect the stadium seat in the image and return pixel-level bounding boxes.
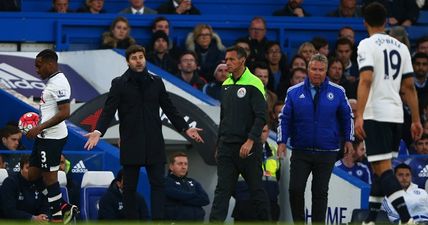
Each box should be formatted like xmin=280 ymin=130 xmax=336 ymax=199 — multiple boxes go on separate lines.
xmin=58 ymin=170 xmax=69 ymax=203
xmin=80 ymin=171 xmax=114 ymax=220
xmin=350 ymin=209 xmax=390 ymax=224
xmin=0 ymin=168 xmax=8 ymax=186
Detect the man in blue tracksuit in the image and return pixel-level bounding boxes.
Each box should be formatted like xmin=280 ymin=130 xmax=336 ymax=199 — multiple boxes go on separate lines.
xmin=277 ymin=54 xmax=354 ymax=223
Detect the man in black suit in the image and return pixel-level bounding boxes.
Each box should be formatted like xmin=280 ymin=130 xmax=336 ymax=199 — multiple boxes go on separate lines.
xmin=84 ymin=45 xmax=204 ymax=220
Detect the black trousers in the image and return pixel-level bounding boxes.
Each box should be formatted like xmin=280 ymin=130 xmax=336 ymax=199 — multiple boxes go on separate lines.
xmin=209 ymin=141 xmax=270 ymax=222
xmin=122 ymin=163 xmax=165 ymax=220
xmin=289 ymin=150 xmax=337 ymax=223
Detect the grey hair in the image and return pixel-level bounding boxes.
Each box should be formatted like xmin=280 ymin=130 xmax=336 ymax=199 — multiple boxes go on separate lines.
xmin=308 ymin=53 xmax=328 ymax=68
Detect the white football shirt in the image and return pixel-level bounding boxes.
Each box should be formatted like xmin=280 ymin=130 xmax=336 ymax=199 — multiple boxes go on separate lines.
xmin=38 ymin=72 xmax=71 ymax=139
xmin=357 ymin=33 xmax=413 ymax=123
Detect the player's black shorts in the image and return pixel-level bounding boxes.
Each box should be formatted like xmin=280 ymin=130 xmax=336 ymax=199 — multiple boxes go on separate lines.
xmin=30 ymin=137 xmax=67 ymax=171
xmin=364 ymin=120 xmax=401 ymax=162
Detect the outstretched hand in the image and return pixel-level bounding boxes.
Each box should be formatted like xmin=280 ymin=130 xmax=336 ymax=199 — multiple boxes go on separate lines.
xmin=84 ymin=131 xmax=101 ymax=150
xmin=186 ymin=127 xmax=204 ymax=143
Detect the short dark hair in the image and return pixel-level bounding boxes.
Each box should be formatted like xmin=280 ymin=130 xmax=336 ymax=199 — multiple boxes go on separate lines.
xmin=290 ymin=67 xmax=307 ymax=79
xmin=36 ymin=49 xmax=58 ymax=62
xmin=363 ymin=2 xmax=387 ymax=27
xmin=0 ymin=125 xmax=20 ymax=138
xmin=179 ymin=50 xmax=198 ymax=64
xmin=335 ymin=37 xmax=353 ymax=50
xmin=394 ymin=163 xmax=412 ymax=175
xmin=168 ymin=152 xmax=188 ymax=165
xmin=151 ymin=16 xmax=169 ymax=30
xmin=265 ymin=41 xmax=281 ymax=53
xmin=20 ymin=155 xmax=30 ymax=170
xmin=328 ymin=57 xmax=345 ymax=70
xmin=235 ymin=37 xmax=251 ymax=46
xmin=417 ymin=133 xmax=428 ymax=142
xmin=125 ymin=45 xmax=146 ymax=61
xmin=226 ymin=45 xmax=247 ymax=59
xmin=311 ymin=37 xmax=329 ymax=51
xmin=412 ymin=52 xmax=428 ymax=64
xmin=251 ymin=61 xmax=269 ymax=72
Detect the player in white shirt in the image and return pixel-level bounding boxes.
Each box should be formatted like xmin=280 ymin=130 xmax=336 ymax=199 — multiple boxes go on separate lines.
xmin=354 ymin=3 xmax=423 ymax=225
xmin=25 ymin=49 xmax=77 ymax=224
xmin=382 ymin=164 xmax=428 ymax=223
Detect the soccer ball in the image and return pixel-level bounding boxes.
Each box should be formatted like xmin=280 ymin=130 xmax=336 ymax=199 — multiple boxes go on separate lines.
xmin=18 ymin=112 xmax=40 ymax=134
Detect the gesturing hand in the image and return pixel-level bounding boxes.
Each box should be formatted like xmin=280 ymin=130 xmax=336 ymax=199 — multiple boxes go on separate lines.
xmin=186 ymin=127 xmax=204 ymax=143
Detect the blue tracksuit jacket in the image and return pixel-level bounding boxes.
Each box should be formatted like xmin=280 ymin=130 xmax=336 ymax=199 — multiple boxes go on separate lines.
xmin=277 ymin=77 xmax=354 ymax=151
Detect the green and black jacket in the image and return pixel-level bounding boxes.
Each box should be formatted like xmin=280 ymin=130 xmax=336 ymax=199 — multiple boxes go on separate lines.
xmin=218 ymin=67 xmax=267 ymax=144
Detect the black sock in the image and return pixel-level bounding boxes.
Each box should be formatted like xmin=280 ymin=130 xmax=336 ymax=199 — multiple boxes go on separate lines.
xmin=365 ymin=175 xmax=383 ymax=223
xmin=380 ymin=170 xmax=411 ymax=223
xmin=47 ymin=182 xmax=63 ymax=220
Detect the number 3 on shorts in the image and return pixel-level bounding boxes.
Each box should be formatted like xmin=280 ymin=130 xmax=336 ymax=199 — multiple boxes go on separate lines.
xmin=41 ymin=151 xmax=47 ymax=163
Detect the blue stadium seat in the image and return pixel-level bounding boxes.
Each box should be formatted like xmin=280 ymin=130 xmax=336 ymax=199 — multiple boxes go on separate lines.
xmin=79 ymin=171 xmax=114 ymax=220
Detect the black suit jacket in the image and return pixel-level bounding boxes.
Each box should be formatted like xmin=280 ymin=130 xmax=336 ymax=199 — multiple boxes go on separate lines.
xmin=96 ymin=68 xmax=188 ymax=165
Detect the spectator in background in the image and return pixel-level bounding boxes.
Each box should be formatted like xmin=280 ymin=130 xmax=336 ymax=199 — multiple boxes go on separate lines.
xmin=413 ymin=53 xmax=428 ymax=118
xmin=235 ymin=38 xmax=254 ymax=67
xmin=328 ymin=0 xmax=362 ymax=17
xmin=311 ymin=37 xmax=330 ymax=57
xmin=338 ymin=26 xmax=357 ymax=62
xmin=151 ymin=17 xmax=182 ymax=60
xmin=273 ymin=0 xmax=309 ymax=17
xmin=0 ymin=125 xmax=24 ymax=150
xmin=165 ymin=152 xmax=209 ymax=221
xmin=176 ymin=51 xmax=206 ymax=90
xmin=119 ymin=0 xmax=157 ymax=14
xmin=245 ymin=17 xmax=269 ymax=63
xmin=147 ymin=31 xmax=178 ymax=75
xmin=0 ymin=155 xmax=49 ymax=222
xmin=335 ymin=140 xmax=372 ymax=184
xmin=387 ymin=26 xmax=411 ymax=49
xmin=289 ymin=68 xmax=307 ymax=87
xmin=77 ymin=0 xmax=105 ymax=13
xmin=265 ymin=41 xmax=289 ymax=97
xmin=414 ymin=134 xmax=428 ymax=154
xmin=289 ymin=54 xmax=307 ymax=70
xmin=100 ymin=17 xmax=136 ymax=49
xmin=271 ymin=101 xmax=284 ymax=131
xmin=362 ymin=0 xmax=419 ymax=27
xmin=335 ymin=37 xmax=358 ymax=83
xmin=252 ymin=62 xmax=278 ymax=131
xmin=415 ymin=36 xmax=428 ymax=55
xmin=99 ymin=169 xmax=149 ymax=220
xmin=327 ymin=57 xmax=356 ymax=99
xmin=297 ymin=42 xmax=316 ymax=63
xmin=49 ymin=0 xmax=73 ymax=13
xmin=157 ymin=0 xmax=200 ymax=15
xmin=382 ymin=163 xmax=428 ymax=224
xmin=203 ymin=62 xmax=228 ymax=101
xmin=185 ymin=24 xmax=225 ymax=82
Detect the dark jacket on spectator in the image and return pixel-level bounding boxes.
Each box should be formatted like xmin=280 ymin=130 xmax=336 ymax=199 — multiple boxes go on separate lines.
xmin=272 ymin=4 xmax=310 ymax=17
xmin=0 ymin=173 xmax=49 ymax=220
xmin=0 ymin=0 xmax=19 ymax=11
xmin=157 ymin=0 xmax=200 ymax=15
xmin=175 ymin=72 xmax=207 ymax=90
xmin=100 ymin=32 xmax=136 ymax=49
xmin=147 ymin=52 xmax=178 ymax=75
xmin=98 ymin=179 xmax=149 ymax=220
xmin=186 ymin=32 xmax=226 ymax=82
xmin=165 ymin=173 xmax=209 ymax=221
xmin=363 ymin=0 xmax=419 ymax=24
xmin=245 ymin=36 xmax=269 ymax=63
xmin=203 ymin=81 xmax=222 ymax=101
